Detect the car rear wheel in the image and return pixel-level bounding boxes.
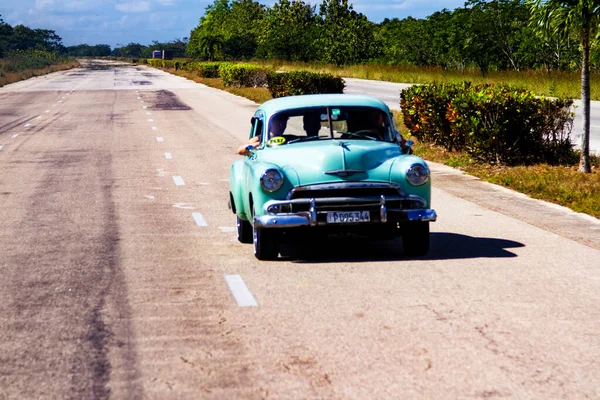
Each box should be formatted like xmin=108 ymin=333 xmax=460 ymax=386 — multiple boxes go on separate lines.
xmin=402 ymin=221 xmax=430 ymax=257
xmin=253 ymin=226 xmax=279 ymax=260
xmin=237 ymin=216 xmax=253 ymax=244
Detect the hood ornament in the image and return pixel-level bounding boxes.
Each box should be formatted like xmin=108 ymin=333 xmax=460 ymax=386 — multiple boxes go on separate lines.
xmin=336 ymin=141 xmax=350 ymax=151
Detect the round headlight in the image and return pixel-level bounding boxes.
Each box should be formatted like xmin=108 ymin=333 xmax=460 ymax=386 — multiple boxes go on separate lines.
xmin=260 ymin=169 xmax=284 ymax=192
xmin=406 ymin=164 xmax=429 ymax=186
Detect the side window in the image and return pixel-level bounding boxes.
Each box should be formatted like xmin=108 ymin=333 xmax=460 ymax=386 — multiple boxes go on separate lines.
xmin=250 ymin=114 xmax=264 ymax=139
xmin=253 ymin=118 xmax=264 ymax=139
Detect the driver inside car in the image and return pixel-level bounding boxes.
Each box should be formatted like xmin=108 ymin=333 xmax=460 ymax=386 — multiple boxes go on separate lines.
xmin=346 ymin=109 xmax=388 ymax=140
xmin=237 ymin=115 xmax=288 ymax=156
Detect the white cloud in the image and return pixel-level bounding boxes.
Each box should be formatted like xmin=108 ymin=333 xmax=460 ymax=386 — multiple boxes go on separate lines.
xmin=35 ymin=0 xmax=55 ymax=10
xmin=156 ymin=0 xmax=175 ymax=5
xmin=115 ymin=1 xmax=151 ymax=13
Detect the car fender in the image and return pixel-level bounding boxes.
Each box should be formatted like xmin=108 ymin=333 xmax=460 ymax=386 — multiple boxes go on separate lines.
xmin=229 ymin=159 xmax=249 ymax=220
xmin=247 ymin=161 xmax=299 ymax=217
xmin=389 ymin=155 xmax=432 ymax=207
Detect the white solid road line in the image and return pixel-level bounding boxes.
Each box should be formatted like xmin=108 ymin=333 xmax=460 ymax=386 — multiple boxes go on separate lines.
xmin=165 ymin=152 xmax=172 ymax=159
xmin=224 ymin=275 xmax=259 ymax=308
xmin=173 ymin=176 xmax=185 ymax=186
xmin=192 ymin=212 xmax=208 ymax=227
xmin=156 ymin=137 xmax=164 ymax=142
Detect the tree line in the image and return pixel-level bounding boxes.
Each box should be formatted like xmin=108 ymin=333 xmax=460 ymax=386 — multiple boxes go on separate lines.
xmin=0 ymin=15 xmax=186 ymax=60
xmin=186 ymin=0 xmax=599 ymax=74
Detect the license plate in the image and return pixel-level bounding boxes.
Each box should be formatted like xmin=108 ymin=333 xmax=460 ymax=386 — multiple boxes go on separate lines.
xmin=326 ymin=211 xmax=370 ymax=224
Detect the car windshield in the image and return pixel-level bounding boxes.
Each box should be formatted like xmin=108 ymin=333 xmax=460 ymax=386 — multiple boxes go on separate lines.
xmin=264 ymin=107 xmax=395 ymax=147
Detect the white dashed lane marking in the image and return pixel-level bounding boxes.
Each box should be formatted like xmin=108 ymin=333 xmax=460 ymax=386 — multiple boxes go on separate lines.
xmin=156 ymin=137 xmax=164 ymax=142
xmin=24 ymin=124 xmax=31 ymax=127
xmin=11 ymin=134 xmax=18 ymax=139
xmin=143 ymin=106 xmax=147 ymax=109
xmin=152 ymin=127 xmax=157 ymax=131
xmin=45 ymin=110 xmax=50 ymax=113
xmin=224 ymin=275 xmax=258 ymax=308
xmin=192 ymin=212 xmax=208 ymax=227
xmin=173 ymin=176 xmax=185 ymax=186
xmin=0 ymin=146 xmax=3 ymax=150
xmin=148 ymin=119 xmax=153 ymax=122
xmin=165 ymin=152 xmax=172 ymax=159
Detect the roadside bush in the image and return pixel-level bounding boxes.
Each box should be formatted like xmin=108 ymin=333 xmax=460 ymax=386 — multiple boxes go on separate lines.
xmin=220 ymin=63 xmax=270 ymax=88
xmin=266 ymin=71 xmax=346 ymax=98
xmin=146 ymin=59 xmax=162 ymax=67
xmin=400 ymin=83 xmax=469 ymax=150
xmin=187 ymin=62 xmax=231 ymax=78
xmin=401 ymin=83 xmax=575 ymax=165
xmin=2 ymin=49 xmax=69 ymax=72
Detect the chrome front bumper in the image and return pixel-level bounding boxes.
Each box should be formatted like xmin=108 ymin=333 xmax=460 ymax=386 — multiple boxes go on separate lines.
xmin=254 ymin=197 xmax=437 ymax=229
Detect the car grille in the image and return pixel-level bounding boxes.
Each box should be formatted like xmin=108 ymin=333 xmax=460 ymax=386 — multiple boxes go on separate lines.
xmin=273 ymin=183 xmax=425 ymax=220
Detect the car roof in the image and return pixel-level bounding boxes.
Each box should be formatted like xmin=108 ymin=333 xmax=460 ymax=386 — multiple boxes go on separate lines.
xmin=258 ymin=94 xmax=391 ymax=117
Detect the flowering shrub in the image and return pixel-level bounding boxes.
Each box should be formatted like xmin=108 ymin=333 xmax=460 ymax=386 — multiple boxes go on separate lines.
xmin=401 ymin=83 xmax=575 ymax=165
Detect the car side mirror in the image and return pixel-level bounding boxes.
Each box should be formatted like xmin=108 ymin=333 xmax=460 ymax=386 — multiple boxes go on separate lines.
xmin=402 ymin=140 xmax=414 ymax=154
xmin=245 ymin=145 xmax=256 ymax=156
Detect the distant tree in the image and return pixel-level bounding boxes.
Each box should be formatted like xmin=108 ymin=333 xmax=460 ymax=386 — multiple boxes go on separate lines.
xmin=10 ymin=25 xmax=62 ymax=52
xmin=188 ymin=0 xmax=265 ymax=60
xmin=199 ymin=33 xmax=224 ymax=61
xmin=147 ymin=38 xmax=189 ymax=58
xmin=317 ymin=0 xmax=381 ymax=65
xmin=113 ymin=43 xmax=145 ymax=58
xmin=0 ymin=15 xmax=13 ymax=57
xmin=528 ymin=0 xmax=600 ymax=173
xmin=258 ymin=0 xmax=318 ymax=61
xmin=65 ymin=44 xmax=111 ymax=57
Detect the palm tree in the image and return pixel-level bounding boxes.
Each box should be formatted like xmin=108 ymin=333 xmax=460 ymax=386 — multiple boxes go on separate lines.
xmin=198 ymin=33 xmax=224 ymax=61
xmin=528 ymin=0 xmax=600 ymax=173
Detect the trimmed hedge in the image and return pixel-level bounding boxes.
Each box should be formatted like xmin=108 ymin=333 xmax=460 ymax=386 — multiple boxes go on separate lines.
xmin=266 ymin=71 xmax=346 ymax=98
xmin=220 ymin=63 xmax=270 ymax=88
xmin=400 ymin=83 xmax=575 ymax=165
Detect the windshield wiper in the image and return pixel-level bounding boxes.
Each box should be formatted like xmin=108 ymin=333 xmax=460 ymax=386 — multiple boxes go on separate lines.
xmin=287 ymin=136 xmax=329 ymax=144
xmin=341 ymin=130 xmax=379 ymax=141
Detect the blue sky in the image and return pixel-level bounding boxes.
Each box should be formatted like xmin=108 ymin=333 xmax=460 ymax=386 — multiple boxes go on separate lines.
xmin=1 ymin=0 xmax=465 ymax=48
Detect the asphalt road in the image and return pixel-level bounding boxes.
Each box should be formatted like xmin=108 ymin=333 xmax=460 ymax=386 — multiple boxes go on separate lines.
xmin=345 ymin=77 xmax=600 ymax=155
xmin=0 ymin=61 xmax=599 ymax=399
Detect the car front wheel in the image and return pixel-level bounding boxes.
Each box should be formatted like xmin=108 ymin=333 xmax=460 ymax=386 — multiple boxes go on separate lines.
xmin=253 ymin=226 xmax=279 ymax=260
xmin=401 ymin=221 xmax=430 ymax=257
xmin=237 ymin=216 xmax=253 ymax=244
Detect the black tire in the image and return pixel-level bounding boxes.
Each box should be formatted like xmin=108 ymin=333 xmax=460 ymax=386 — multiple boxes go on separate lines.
xmin=253 ymin=226 xmax=279 ymax=260
xmin=402 ymin=221 xmax=430 ymax=257
xmin=237 ymin=216 xmax=253 ymax=244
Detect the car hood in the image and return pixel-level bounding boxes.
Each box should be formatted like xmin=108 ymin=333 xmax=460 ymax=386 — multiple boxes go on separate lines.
xmin=258 ymin=140 xmax=402 ymax=185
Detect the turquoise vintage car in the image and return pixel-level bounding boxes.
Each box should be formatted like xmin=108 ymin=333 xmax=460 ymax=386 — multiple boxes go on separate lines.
xmin=229 ymin=94 xmax=436 ymax=260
